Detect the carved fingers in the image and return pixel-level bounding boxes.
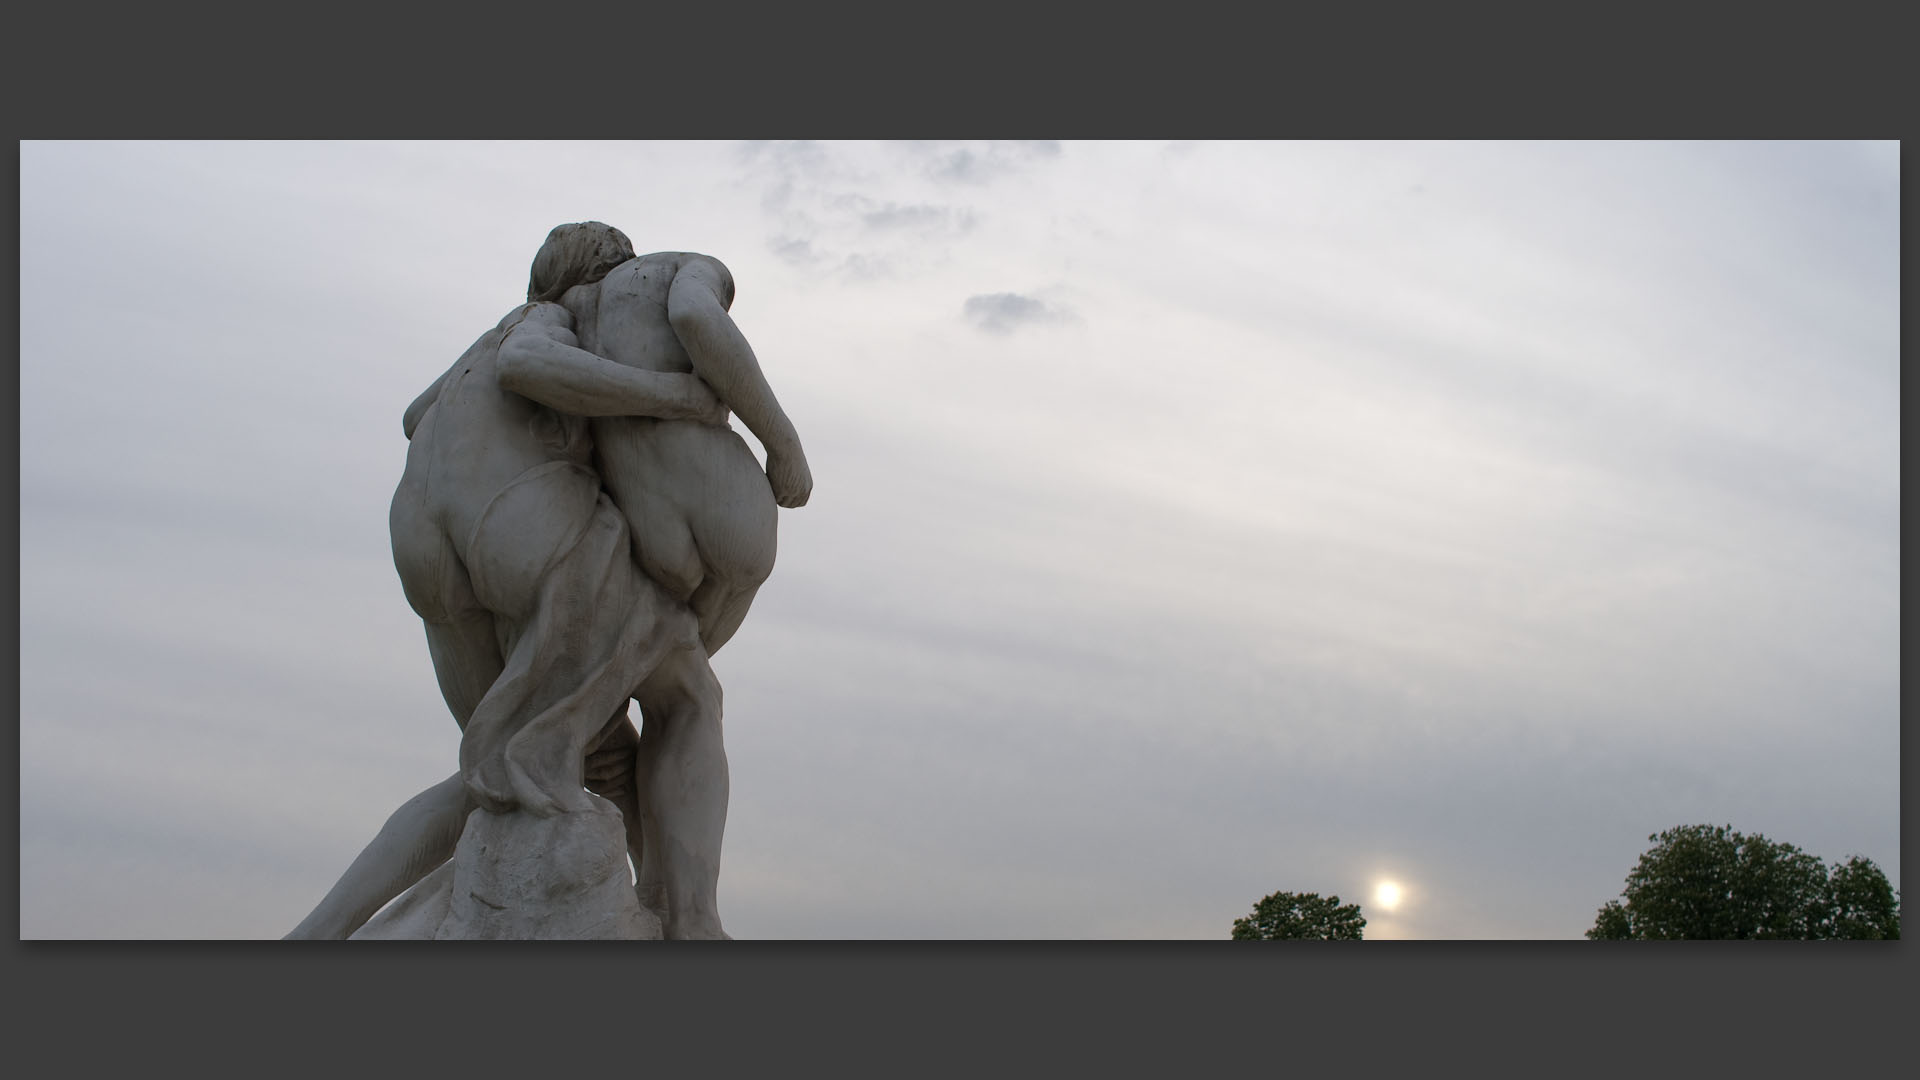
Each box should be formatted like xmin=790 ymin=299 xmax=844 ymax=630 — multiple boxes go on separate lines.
xmin=677 ymin=375 xmax=730 ymax=426
xmin=585 ymin=739 xmax=638 ymax=801
xmin=766 ymin=449 xmax=813 ymax=509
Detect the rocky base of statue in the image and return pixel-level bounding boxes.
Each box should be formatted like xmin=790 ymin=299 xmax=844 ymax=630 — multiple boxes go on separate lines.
xmin=351 ymin=798 xmax=661 ymax=940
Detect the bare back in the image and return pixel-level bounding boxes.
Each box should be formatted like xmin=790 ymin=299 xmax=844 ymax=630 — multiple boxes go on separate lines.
xmin=561 ymin=254 xmax=782 ymax=652
xmin=393 ymin=303 xmax=595 ymax=624
xmin=570 ymin=251 xmax=694 ymax=375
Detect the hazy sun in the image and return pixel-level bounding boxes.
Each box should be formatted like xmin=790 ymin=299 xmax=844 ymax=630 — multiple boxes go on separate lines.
xmin=1374 ymin=881 xmax=1404 ymax=910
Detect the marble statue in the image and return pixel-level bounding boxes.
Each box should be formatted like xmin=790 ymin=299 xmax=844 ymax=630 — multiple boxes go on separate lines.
xmin=286 ymin=223 xmax=810 ymax=940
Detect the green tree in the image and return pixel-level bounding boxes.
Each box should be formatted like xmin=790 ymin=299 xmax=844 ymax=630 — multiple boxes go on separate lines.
xmin=1232 ymin=891 xmax=1365 ymax=940
xmin=1587 ymin=824 xmax=1899 ymax=940
xmin=1825 ymin=855 xmax=1901 ymax=940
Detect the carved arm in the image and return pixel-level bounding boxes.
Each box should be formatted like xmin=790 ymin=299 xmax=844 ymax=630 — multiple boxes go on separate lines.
xmin=497 ymin=305 xmax=725 ymax=423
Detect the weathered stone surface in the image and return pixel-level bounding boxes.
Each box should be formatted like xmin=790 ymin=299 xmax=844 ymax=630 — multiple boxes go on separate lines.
xmin=288 ymin=224 xmax=814 ymax=940
xmin=348 ymin=800 xmax=658 ymax=940
xmin=350 ymin=861 xmax=455 ymax=940
xmin=437 ymin=801 xmax=660 ymax=940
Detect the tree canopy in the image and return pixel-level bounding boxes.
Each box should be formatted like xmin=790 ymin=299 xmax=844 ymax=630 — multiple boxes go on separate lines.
xmin=1587 ymin=824 xmax=1900 ymax=940
xmin=1232 ymin=891 xmax=1366 ymax=940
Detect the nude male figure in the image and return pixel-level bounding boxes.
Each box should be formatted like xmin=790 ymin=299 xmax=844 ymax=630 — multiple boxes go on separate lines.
xmin=289 ymin=299 xmax=733 ymax=939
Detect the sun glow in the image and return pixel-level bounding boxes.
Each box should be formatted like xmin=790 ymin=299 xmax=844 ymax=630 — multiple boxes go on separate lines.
xmin=1373 ymin=881 xmax=1404 ymax=911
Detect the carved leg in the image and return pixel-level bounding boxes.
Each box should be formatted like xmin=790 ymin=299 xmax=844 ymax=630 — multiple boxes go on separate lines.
xmin=690 ymin=578 xmax=761 ymax=657
xmin=288 ymin=610 xmax=504 ymax=939
xmin=631 ymin=713 xmax=668 ymax=924
xmin=285 ymin=772 xmax=471 ymax=939
xmin=584 ymin=710 xmax=648 ymax=888
xmin=634 ymin=646 xmax=730 ymax=940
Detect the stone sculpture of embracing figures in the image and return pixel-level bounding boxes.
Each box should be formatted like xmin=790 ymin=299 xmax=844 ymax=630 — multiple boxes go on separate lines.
xmin=287 ymin=222 xmax=810 ymax=940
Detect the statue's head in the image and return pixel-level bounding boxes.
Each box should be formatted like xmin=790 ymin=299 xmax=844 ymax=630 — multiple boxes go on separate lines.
xmin=527 ymin=221 xmax=635 ymax=302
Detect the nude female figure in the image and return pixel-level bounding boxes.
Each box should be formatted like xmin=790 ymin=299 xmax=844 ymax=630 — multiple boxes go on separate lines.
xmin=532 ymin=224 xmax=815 ymax=926
xmin=530 ymin=222 xmax=813 ymax=655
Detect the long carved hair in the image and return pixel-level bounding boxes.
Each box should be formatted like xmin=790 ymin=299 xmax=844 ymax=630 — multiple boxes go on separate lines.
xmin=527 ymin=221 xmax=635 ymax=302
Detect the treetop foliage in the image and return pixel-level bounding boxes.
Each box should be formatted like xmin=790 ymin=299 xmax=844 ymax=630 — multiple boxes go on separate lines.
xmin=1587 ymin=824 xmax=1899 ymax=940
xmin=1232 ymin=890 xmax=1366 ymax=940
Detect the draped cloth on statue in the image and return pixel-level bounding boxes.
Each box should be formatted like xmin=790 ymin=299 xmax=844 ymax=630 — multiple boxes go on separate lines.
xmin=456 ymin=457 xmax=694 ymax=817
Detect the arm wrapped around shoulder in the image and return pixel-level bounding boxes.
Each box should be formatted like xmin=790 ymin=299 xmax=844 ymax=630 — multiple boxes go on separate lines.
xmin=498 ymin=306 xmax=726 ymax=423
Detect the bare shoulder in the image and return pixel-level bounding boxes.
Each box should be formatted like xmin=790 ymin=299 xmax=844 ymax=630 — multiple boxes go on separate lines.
xmin=597 ymin=252 xmax=683 ymax=300
xmin=501 ymin=301 xmax=578 ymax=343
xmin=675 ymin=252 xmax=731 ymax=284
xmin=511 ymin=301 xmax=573 ymax=330
xmin=671 ymin=253 xmax=735 ymax=308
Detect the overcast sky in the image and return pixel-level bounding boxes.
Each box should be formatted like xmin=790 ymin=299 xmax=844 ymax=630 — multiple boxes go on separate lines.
xmin=18 ymin=140 xmax=1899 ymax=939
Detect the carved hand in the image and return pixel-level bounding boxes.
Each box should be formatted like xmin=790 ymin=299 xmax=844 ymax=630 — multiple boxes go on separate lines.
xmin=766 ymin=448 xmax=812 ymax=508
xmin=584 ymin=720 xmax=641 ymax=801
xmin=677 ymin=375 xmax=730 ymax=427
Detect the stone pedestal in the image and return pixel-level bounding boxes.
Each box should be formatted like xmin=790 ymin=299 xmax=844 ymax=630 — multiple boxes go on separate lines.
xmin=351 ymin=797 xmax=660 ymax=940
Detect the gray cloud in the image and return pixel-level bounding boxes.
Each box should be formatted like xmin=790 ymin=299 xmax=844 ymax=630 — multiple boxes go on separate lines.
xmin=839 ymin=252 xmax=895 ymax=281
xmin=923 ymin=140 xmax=1063 ymax=184
xmin=858 ymin=200 xmax=976 ymax=234
xmin=962 ymin=292 xmax=1079 ymax=334
xmin=743 ymin=145 xmax=987 ymax=284
xmin=740 ymin=140 xmax=838 ymax=185
xmin=768 ymin=235 xmax=822 ymax=267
